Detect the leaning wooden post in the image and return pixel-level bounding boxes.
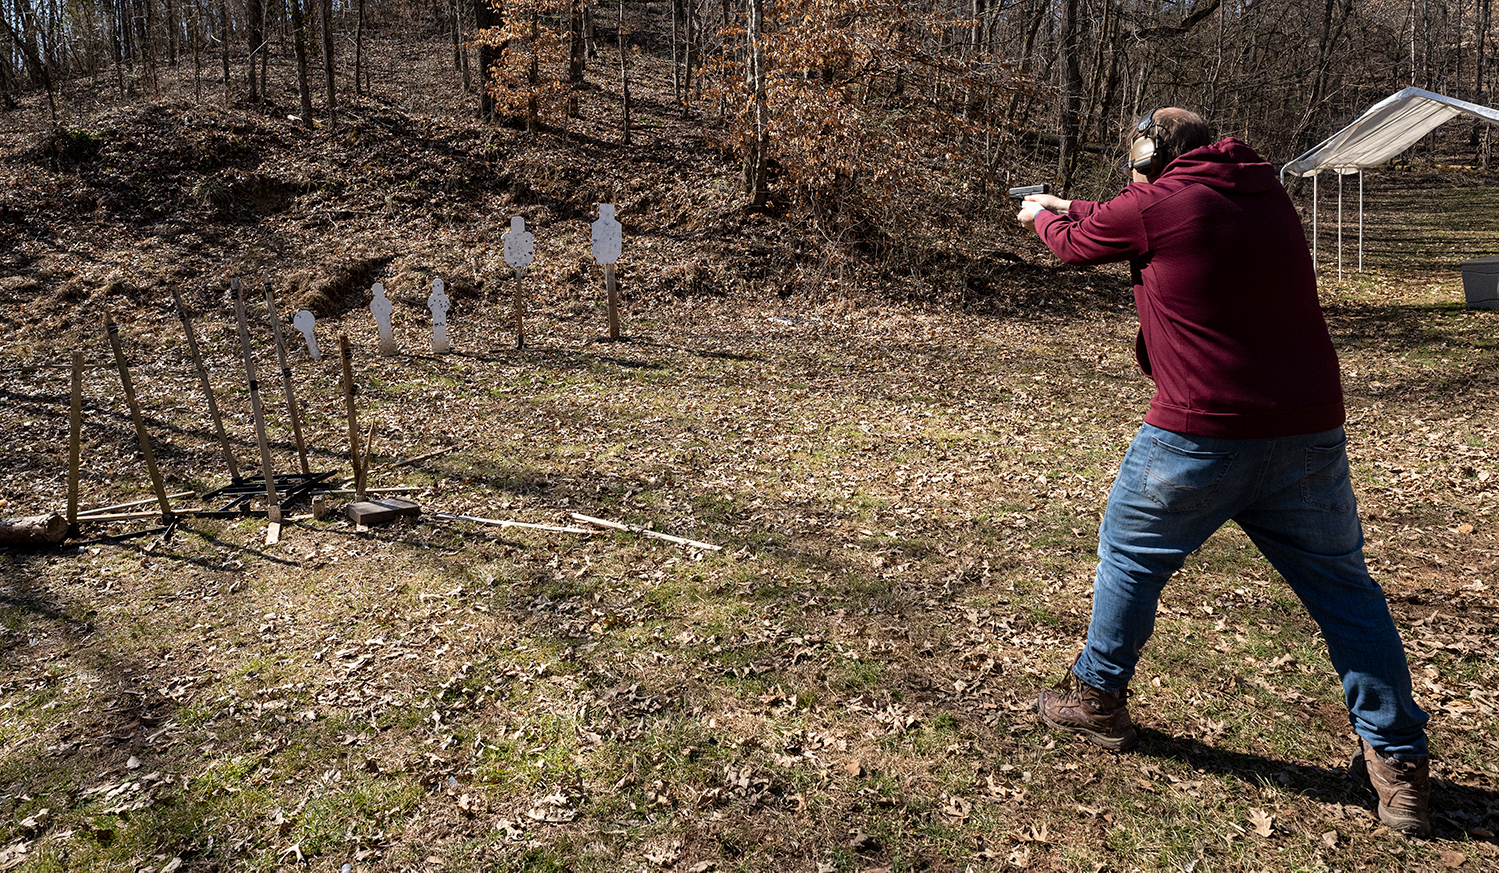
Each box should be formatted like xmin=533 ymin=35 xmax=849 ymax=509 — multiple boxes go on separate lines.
xmin=230 ymin=279 xmax=281 ymax=523
xmin=592 ymin=204 xmax=623 ymax=340
xmin=503 ymin=216 xmax=535 ymax=349
xmin=170 ymin=285 xmax=241 ymax=482
xmin=66 ymin=350 xmax=83 ymax=536
xmin=338 ymin=334 xmax=367 ymax=500
xmin=102 ymin=310 xmax=176 ymax=524
xmin=262 ymin=279 xmax=311 ymax=476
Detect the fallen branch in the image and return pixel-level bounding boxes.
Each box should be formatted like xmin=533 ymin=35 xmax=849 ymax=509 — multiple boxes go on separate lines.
xmin=392 ymin=445 xmax=459 ymax=469
xmin=570 ymin=513 xmax=722 ymax=551
xmin=433 ymin=512 xmax=595 ymax=535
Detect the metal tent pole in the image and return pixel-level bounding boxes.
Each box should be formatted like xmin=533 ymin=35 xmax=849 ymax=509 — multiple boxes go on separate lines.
xmin=1313 ymin=173 xmax=1319 ymax=272
xmin=1337 ymin=170 xmax=1344 ymax=282
xmin=1358 ymin=171 xmax=1365 ymax=274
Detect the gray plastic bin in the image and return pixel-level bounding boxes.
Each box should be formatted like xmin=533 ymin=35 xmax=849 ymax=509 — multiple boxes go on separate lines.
xmin=1462 ymin=255 xmax=1499 ymax=309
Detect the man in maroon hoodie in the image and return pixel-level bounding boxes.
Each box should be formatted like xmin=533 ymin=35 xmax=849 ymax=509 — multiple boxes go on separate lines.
xmin=1016 ymin=108 xmax=1432 ymax=837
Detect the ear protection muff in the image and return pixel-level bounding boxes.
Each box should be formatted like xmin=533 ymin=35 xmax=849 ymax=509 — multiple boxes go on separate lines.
xmin=1128 ymin=108 xmax=1161 ymax=172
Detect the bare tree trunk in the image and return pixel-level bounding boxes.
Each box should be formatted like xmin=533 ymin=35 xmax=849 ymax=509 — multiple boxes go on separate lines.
xmin=1475 ymin=0 xmax=1492 ymax=166
xmin=567 ymin=0 xmax=583 ymax=113
xmin=247 ymin=0 xmax=262 ymax=99
xmin=355 ymin=0 xmax=366 ymax=94
xmin=1095 ymin=16 xmax=1123 ymax=144
xmin=259 ymin=0 xmax=270 ymax=99
xmin=117 ymin=0 xmax=133 ymax=78
xmin=449 ymin=0 xmax=461 ymax=75
xmin=191 ymin=0 xmax=200 ymax=98
xmin=289 ymin=0 xmax=313 ymax=126
xmin=1478 ymin=0 xmax=1491 ymax=99
xmin=684 ymin=0 xmax=695 ymax=96
xmin=111 ymin=0 xmax=126 ymax=94
xmin=4 ymin=0 xmax=59 ymax=122
xmin=584 ymin=2 xmax=595 ymax=58
xmin=1006 ymin=0 xmax=1046 ymax=129
xmin=220 ymin=0 xmax=230 ymax=104
xmin=671 ymin=0 xmax=680 ymax=103
xmin=618 ymin=0 xmax=631 ymax=144
xmin=743 ymin=0 xmax=768 ymax=206
xmin=164 ymin=0 xmax=176 ymax=65
xmin=319 ymin=0 xmax=335 ymax=128
xmin=472 ymin=0 xmax=496 ymax=119
xmin=1408 ymin=0 xmax=1417 ymax=87
xmin=527 ymin=6 xmax=538 ymax=131
xmin=1058 ymin=0 xmax=1082 ymax=188
xmin=138 ymin=0 xmax=155 ymax=88
xmin=1288 ymin=0 xmax=1353 ymax=151
xmin=0 ymin=40 xmax=17 ymax=109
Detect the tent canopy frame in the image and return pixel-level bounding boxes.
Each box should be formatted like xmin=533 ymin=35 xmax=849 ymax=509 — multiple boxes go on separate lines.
xmin=1280 ymin=87 xmax=1499 ymax=277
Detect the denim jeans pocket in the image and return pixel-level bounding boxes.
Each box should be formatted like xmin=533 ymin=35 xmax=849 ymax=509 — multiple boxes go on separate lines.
xmin=1142 ymin=438 xmax=1236 ymax=513
xmin=1301 ymin=439 xmax=1354 ymax=513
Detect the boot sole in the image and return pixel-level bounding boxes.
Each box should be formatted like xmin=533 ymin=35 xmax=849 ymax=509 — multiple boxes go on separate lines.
xmin=1037 ymin=692 xmax=1140 ymax=751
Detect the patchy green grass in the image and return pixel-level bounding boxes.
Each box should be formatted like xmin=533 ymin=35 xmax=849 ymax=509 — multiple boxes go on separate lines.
xmin=3 ymin=173 xmax=1499 ymax=873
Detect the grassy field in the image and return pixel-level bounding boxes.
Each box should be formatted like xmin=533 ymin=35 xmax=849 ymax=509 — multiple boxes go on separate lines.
xmin=1 ymin=51 xmax=1498 ymax=871
xmin=3 ymin=198 xmax=1497 ymax=873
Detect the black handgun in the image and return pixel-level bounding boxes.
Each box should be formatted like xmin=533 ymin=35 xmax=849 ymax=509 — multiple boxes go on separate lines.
xmin=1008 ymin=184 xmax=1051 ymax=200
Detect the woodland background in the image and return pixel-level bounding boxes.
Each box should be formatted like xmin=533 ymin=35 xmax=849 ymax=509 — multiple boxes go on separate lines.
xmin=3 ymin=0 xmax=1498 ymax=221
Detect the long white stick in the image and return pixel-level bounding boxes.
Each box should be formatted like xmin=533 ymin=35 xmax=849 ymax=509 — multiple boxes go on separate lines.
xmin=433 ymin=512 xmax=595 ymax=535
xmin=78 ymin=491 xmax=197 ymax=517
xmin=570 ymin=513 xmax=722 ymax=551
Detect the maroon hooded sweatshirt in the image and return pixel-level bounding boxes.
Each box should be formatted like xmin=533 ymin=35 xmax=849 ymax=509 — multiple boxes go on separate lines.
xmin=1034 ymin=137 xmax=1345 ymax=439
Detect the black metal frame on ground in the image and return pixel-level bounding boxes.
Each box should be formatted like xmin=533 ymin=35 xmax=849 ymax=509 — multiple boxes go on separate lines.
xmin=197 ymin=471 xmax=339 ymax=517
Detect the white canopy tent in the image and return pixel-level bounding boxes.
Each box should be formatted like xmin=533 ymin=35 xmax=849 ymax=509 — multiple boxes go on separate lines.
xmin=1280 ymin=87 xmax=1499 ymax=276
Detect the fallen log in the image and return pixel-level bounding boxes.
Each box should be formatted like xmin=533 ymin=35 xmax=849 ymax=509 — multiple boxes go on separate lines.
xmin=0 ymin=513 xmax=69 ymax=546
xmin=391 ymin=445 xmax=458 ymax=469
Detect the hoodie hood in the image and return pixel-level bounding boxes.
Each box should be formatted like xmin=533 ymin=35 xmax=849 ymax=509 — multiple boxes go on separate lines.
xmin=1159 ymin=137 xmax=1279 ymax=195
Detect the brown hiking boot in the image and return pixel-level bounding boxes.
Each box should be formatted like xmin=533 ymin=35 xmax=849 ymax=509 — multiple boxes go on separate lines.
xmin=1037 ymin=669 xmax=1139 ymax=751
xmin=1351 ymin=738 xmax=1431 ymax=838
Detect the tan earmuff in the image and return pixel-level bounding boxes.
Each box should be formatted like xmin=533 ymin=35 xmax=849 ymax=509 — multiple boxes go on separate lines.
xmin=1128 ymin=109 xmax=1161 ymax=173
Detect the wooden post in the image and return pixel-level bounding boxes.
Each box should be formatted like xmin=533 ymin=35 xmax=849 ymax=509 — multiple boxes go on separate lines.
xmin=102 ymin=311 xmax=176 ymax=524
xmin=338 ymin=334 xmax=367 ymax=500
xmin=605 ymin=263 xmax=620 ymax=340
xmin=514 ymin=269 xmax=527 ymax=349
xmin=170 ymin=285 xmax=241 ymax=481
xmin=263 ymin=280 xmax=311 ymax=475
xmin=67 ymin=350 xmax=83 ymax=536
xmin=230 ymin=279 xmax=281 ymax=524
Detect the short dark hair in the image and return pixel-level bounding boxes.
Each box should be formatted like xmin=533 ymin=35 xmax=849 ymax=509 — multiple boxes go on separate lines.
xmin=1147 ymin=108 xmax=1215 ymax=168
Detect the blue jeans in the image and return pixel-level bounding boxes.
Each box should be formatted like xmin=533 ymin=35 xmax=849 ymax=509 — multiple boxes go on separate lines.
xmin=1074 ymin=424 xmax=1430 ymax=758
